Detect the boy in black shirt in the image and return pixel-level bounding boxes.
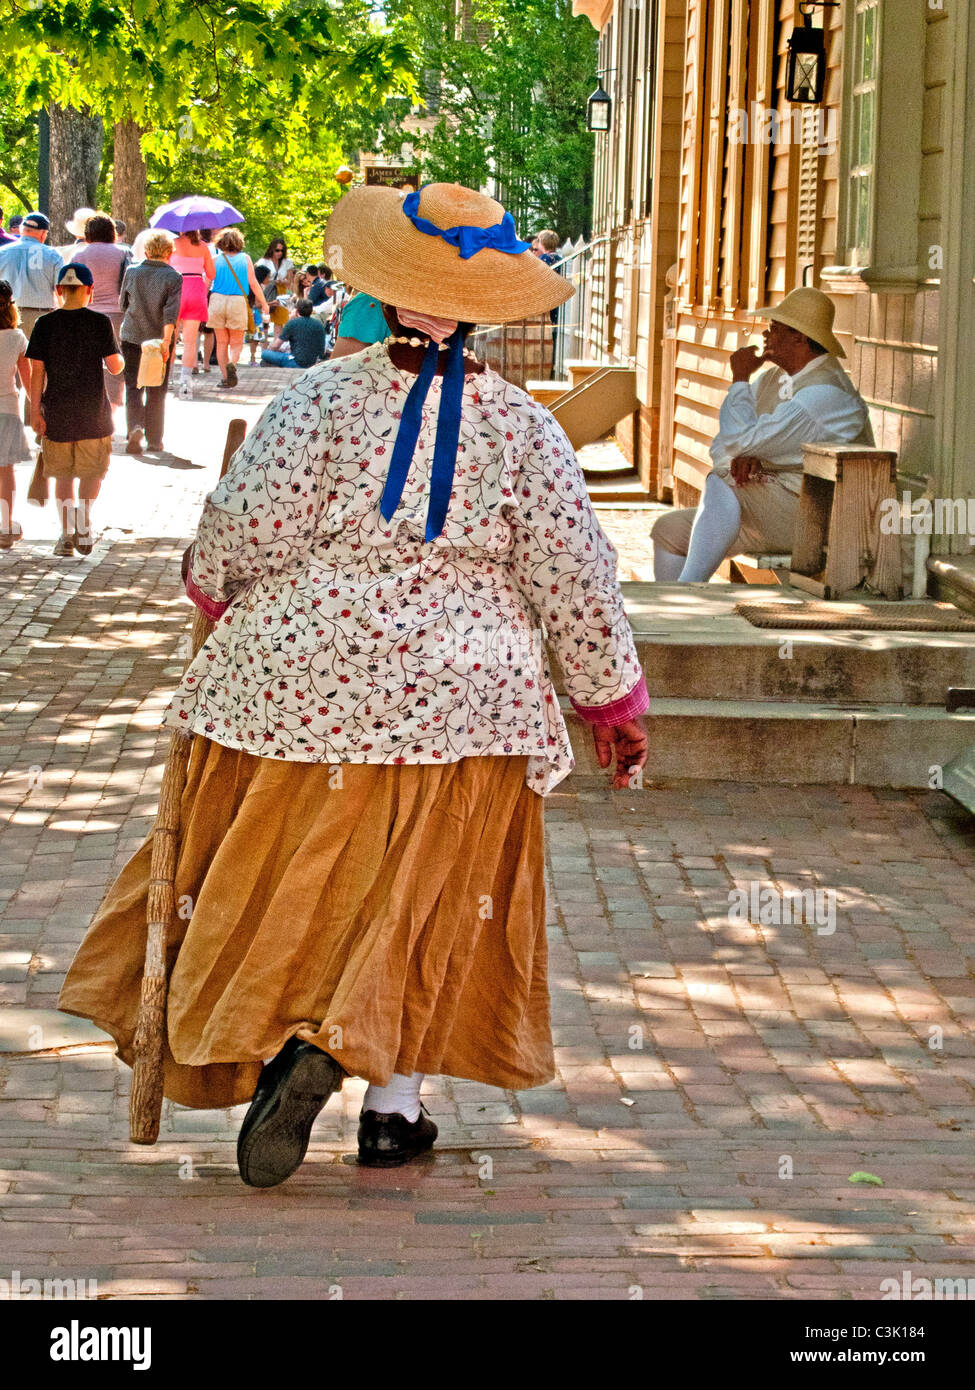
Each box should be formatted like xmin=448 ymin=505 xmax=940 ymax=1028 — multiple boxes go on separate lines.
xmin=27 ymin=263 xmax=124 ymax=556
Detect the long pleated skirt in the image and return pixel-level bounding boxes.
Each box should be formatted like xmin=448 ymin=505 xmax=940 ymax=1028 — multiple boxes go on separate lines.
xmin=58 ymin=738 xmax=554 ymax=1110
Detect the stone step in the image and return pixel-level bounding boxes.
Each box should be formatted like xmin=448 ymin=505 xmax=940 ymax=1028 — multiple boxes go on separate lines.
xmin=618 ymin=582 xmax=975 ymax=705
xmin=632 ymin=636 xmax=975 ymax=705
xmin=561 ymin=698 xmax=975 ymax=788
xmin=525 ymin=380 xmax=570 ymax=408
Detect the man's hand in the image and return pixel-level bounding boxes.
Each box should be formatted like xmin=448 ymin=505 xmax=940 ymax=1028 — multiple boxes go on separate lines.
xmin=592 ymin=716 xmax=649 ymax=790
xmin=729 ymin=454 xmax=767 ymax=485
xmin=729 ymin=344 xmax=769 ymax=383
xmin=31 ymin=411 xmax=45 ymax=439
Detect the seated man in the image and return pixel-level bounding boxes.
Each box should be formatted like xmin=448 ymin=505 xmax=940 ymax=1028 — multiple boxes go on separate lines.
xmin=651 ymin=288 xmax=874 ymax=582
xmin=261 ymin=297 xmax=326 ymax=369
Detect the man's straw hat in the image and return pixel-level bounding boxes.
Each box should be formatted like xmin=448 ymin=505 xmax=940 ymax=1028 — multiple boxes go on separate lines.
xmin=749 ymin=286 xmax=845 ymax=357
xmin=324 ymin=182 xmax=573 ymax=324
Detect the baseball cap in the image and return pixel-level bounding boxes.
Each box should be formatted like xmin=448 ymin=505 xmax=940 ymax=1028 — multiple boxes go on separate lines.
xmin=57 ymin=263 xmax=94 ymax=288
xmin=22 ymin=212 xmax=50 ymax=231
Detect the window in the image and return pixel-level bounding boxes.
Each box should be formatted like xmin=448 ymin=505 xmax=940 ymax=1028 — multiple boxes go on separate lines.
xmin=846 ymin=0 xmax=878 ymax=263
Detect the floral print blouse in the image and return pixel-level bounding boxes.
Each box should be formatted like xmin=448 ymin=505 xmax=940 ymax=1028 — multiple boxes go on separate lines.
xmin=168 ymin=342 xmax=648 ymax=795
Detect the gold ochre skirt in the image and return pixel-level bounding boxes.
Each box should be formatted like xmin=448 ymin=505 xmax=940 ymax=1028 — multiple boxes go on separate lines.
xmin=58 ymin=738 xmax=553 ymax=1109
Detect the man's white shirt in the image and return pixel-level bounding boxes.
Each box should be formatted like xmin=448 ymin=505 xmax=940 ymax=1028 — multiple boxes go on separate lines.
xmin=709 ymin=355 xmax=874 ymax=493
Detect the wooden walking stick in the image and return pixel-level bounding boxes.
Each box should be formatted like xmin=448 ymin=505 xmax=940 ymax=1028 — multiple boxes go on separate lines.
xmin=130 ymin=418 xmax=249 ymax=1144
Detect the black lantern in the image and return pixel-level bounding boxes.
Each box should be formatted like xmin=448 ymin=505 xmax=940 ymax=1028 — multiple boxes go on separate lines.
xmin=586 ymin=82 xmax=612 ymax=132
xmin=786 ymin=4 xmax=835 ymax=105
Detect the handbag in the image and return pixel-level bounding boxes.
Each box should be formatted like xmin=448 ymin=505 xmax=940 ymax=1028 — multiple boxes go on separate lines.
xmin=137 ymin=339 xmax=166 ymax=388
xmin=221 ymin=253 xmax=257 ymax=334
xmin=27 ymin=452 xmax=49 ymax=506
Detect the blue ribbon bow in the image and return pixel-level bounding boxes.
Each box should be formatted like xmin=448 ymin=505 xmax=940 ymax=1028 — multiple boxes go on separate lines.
xmin=379 ymin=328 xmax=466 ymax=542
xmin=401 ymin=188 xmax=531 ymax=260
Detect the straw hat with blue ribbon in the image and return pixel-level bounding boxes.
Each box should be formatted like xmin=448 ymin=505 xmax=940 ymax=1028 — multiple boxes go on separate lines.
xmin=324 ymin=181 xmax=573 ymax=324
xmin=324 ymin=182 xmax=574 ymax=541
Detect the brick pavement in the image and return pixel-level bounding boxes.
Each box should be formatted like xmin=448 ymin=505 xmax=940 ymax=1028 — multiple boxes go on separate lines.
xmin=2 ymin=381 xmax=975 ymax=1300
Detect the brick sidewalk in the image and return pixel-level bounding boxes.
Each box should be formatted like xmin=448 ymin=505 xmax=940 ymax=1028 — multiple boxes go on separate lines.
xmin=2 ymin=387 xmax=975 ymax=1299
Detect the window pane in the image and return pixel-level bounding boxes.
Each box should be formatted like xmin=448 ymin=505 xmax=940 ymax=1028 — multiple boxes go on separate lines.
xmin=862 ymin=4 xmax=876 ymax=81
xmin=858 ymin=89 xmax=874 ymax=166
xmin=853 ymin=173 xmax=872 ymax=250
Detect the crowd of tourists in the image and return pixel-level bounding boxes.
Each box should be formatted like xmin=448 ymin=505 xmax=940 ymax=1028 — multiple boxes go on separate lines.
xmin=0 ymin=202 xmax=450 ymax=557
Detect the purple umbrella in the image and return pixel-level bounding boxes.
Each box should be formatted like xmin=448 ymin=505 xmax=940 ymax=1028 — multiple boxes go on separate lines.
xmin=149 ymin=196 xmax=244 ymax=234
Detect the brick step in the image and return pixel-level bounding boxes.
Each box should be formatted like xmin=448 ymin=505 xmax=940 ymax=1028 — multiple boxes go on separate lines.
xmin=561 ymin=698 xmax=975 ymax=788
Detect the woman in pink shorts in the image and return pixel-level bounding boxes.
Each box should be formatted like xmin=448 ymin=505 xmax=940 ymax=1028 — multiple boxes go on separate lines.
xmin=170 ymin=230 xmax=215 ymax=399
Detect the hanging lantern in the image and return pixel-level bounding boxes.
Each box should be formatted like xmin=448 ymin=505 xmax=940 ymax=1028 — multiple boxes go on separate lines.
xmin=786 ymin=8 xmax=829 ymax=105
xmin=586 ymin=82 xmax=612 ymax=133
xmin=334 ymin=165 xmax=356 ymax=186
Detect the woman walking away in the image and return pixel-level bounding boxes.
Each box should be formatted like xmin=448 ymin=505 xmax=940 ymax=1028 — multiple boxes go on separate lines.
xmin=209 ymin=230 xmax=268 ymax=389
xmin=118 ymin=230 xmax=182 ymax=454
xmin=170 ymin=228 xmax=215 ymax=399
xmin=69 ymin=213 xmax=131 ymax=411
xmin=0 ymin=281 xmax=31 ymax=549
xmin=59 ymin=182 xmax=649 ymax=1186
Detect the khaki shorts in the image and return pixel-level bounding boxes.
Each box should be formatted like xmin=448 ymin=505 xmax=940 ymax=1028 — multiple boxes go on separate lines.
xmin=207 ymin=292 xmax=249 ymax=333
xmin=41 ymin=436 xmax=112 ymax=481
xmin=652 ymin=471 xmax=801 ymax=558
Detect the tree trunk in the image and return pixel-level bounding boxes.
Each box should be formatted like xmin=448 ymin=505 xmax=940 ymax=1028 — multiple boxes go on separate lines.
xmin=47 ymin=105 xmax=104 ymax=243
xmin=112 ymin=120 xmax=148 ymax=237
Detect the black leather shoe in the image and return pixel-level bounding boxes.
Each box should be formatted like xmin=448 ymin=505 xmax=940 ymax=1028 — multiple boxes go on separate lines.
xmin=237 ymin=1037 xmax=343 ymax=1188
xmin=357 ymin=1107 xmax=438 ymax=1168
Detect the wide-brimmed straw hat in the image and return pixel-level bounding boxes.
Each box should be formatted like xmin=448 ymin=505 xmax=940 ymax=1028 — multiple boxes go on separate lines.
xmin=65 ymin=207 xmax=97 ymax=240
xmin=747 ymin=287 xmax=845 ymax=357
xmin=324 ymin=182 xmax=573 ymax=323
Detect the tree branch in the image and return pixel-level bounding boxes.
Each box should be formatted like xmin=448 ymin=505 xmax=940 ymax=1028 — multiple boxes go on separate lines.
xmin=0 ymin=172 xmax=31 ymax=209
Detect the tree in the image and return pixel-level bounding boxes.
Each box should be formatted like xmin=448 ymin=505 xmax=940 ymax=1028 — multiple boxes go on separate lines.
xmin=0 ymin=0 xmax=416 ymax=231
xmin=354 ymin=0 xmax=597 ymax=239
xmin=48 ymin=105 xmax=103 ymax=238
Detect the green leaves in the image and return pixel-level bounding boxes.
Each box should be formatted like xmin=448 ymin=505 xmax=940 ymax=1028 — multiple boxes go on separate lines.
xmin=1 ymin=0 xmax=417 ymax=154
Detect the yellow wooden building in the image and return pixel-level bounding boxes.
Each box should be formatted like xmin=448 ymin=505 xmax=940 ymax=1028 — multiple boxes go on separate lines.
xmin=571 ymin=0 xmax=975 ymax=594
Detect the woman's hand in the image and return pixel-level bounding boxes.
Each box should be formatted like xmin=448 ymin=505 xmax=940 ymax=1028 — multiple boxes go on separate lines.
xmin=181 ymin=544 xmax=193 ymax=585
xmin=592 ymin=716 xmax=649 ymax=789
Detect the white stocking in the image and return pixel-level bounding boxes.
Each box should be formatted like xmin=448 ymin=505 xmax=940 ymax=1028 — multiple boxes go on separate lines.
xmin=652 ymin=547 xmax=685 ymax=581
xmin=679 ymin=473 xmax=742 ymax=582
xmin=362 ymin=1071 xmax=424 ymax=1123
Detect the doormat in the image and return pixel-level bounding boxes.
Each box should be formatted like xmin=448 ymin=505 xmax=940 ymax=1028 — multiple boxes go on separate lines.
xmin=735 ymin=599 xmax=975 ymax=631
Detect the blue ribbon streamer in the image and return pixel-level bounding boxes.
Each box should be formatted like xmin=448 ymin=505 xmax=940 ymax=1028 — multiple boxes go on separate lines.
xmin=401 ymin=188 xmax=531 ymax=260
xmin=379 ymin=329 xmax=467 ymax=541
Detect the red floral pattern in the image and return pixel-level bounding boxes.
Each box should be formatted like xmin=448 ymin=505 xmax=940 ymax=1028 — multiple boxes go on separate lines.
xmin=167 ymin=343 xmax=646 ymax=795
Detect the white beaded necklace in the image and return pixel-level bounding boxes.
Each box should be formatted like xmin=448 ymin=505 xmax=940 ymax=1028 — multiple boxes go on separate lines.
xmin=387 ymin=334 xmax=479 ymax=360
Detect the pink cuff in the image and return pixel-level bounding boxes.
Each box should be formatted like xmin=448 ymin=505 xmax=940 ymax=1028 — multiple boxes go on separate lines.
xmin=186 ymin=569 xmax=230 ymax=621
xmin=570 ymin=674 xmax=649 ymax=726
